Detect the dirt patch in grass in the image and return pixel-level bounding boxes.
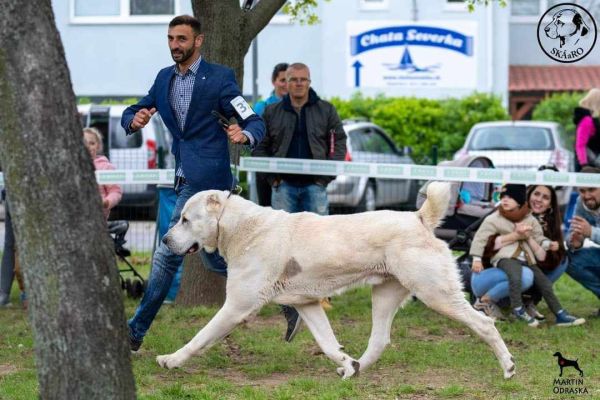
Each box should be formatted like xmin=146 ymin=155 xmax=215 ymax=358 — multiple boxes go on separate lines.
xmin=208 ymin=368 xmax=290 ymax=387
xmin=408 ymin=326 xmax=471 ymax=341
xmin=0 ymin=363 xmax=17 ymax=377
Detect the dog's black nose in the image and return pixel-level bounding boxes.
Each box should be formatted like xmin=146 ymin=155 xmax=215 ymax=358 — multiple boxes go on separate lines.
xmin=162 ymin=236 xmax=168 ymax=245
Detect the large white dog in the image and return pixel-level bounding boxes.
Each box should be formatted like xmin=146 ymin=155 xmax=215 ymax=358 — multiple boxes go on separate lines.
xmin=157 ymin=182 xmax=515 ymax=379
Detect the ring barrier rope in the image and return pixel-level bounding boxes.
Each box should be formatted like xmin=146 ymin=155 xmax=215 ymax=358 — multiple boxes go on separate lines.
xmin=1 ymin=157 xmax=599 ymax=187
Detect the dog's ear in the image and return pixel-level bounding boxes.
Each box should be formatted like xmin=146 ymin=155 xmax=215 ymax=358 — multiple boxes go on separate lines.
xmin=206 ymin=193 xmax=222 ymax=213
xmin=573 ymin=13 xmax=589 ymax=36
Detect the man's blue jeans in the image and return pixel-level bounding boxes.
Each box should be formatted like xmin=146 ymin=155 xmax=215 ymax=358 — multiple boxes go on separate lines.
xmin=128 ymin=184 xmax=228 ymax=342
xmin=567 ymin=247 xmax=600 ymax=299
xmin=271 ymin=181 xmax=329 ymax=215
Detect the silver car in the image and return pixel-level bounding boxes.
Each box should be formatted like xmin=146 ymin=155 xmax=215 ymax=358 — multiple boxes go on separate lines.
xmin=327 ymin=121 xmax=418 ymax=212
xmin=453 ymin=121 xmax=574 ymax=206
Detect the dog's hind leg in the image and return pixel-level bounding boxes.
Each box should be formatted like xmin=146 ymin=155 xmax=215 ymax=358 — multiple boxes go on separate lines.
xmin=156 ymin=297 xmax=263 ymax=369
xmin=295 ymin=302 xmax=360 ymax=379
xmin=351 ymin=279 xmax=410 ymax=374
xmin=412 ymin=282 xmax=515 ymax=379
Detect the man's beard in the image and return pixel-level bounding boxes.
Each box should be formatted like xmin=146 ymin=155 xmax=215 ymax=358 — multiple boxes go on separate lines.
xmin=584 ymin=198 xmax=600 ymax=211
xmin=171 ymin=46 xmax=194 ymax=64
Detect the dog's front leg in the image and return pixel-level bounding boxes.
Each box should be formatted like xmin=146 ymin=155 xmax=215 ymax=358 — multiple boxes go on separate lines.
xmin=156 ymin=299 xmax=258 ymax=369
xmin=296 ymin=302 xmax=360 ymax=379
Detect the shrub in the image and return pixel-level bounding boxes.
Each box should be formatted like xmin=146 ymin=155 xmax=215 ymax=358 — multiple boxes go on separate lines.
xmin=328 ymin=92 xmax=509 ymax=163
xmin=532 ymin=91 xmax=583 ymax=149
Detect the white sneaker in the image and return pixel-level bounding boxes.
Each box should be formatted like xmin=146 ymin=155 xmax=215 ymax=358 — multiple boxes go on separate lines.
xmin=524 ymin=302 xmax=545 ymax=321
xmin=474 ymin=298 xmax=506 ymax=321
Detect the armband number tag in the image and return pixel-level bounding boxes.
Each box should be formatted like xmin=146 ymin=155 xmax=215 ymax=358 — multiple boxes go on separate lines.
xmin=230 ymin=96 xmax=255 ymax=120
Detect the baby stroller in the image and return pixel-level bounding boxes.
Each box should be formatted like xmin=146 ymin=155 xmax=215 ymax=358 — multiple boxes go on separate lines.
xmin=416 ymin=156 xmax=498 ymax=299
xmin=108 ymin=220 xmax=146 ymax=299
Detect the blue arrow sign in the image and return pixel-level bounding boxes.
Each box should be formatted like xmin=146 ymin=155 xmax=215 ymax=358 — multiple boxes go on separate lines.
xmin=352 ymin=60 xmax=363 ymax=87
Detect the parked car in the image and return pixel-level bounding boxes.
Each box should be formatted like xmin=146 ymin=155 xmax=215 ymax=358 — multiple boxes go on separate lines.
xmin=327 ymin=120 xmax=418 ymax=212
xmin=453 ymin=121 xmax=574 ymax=207
xmin=78 ymin=104 xmax=174 ymax=218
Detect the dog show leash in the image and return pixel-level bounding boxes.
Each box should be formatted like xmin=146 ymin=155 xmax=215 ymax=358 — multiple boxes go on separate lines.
xmin=211 ymin=110 xmax=243 ymax=198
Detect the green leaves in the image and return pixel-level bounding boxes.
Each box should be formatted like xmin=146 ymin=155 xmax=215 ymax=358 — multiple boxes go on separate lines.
xmin=329 ymin=92 xmax=509 ymax=163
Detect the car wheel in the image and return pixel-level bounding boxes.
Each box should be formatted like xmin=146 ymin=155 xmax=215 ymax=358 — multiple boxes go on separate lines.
xmin=357 ymin=181 xmax=376 ymax=212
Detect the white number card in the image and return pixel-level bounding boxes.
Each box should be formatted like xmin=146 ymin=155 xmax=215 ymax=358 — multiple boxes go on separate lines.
xmin=230 ymin=96 xmax=255 ymax=120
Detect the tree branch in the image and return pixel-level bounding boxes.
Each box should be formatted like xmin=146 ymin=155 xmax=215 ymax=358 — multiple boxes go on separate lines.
xmin=244 ymin=0 xmax=286 ymax=41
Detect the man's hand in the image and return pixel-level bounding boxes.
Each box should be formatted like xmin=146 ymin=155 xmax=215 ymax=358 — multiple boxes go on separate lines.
xmin=130 ymin=107 xmax=156 ymax=131
xmin=570 ymin=231 xmax=585 ymax=249
xmin=226 ymin=124 xmax=248 ymax=144
xmin=570 ymin=216 xmax=592 ymax=238
xmin=471 ymin=260 xmax=484 ymax=273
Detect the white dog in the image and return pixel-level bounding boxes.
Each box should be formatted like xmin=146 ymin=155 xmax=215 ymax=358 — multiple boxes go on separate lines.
xmin=545 ymin=8 xmax=590 ymax=48
xmin=156 ymin=182 xmax=515 ymax=379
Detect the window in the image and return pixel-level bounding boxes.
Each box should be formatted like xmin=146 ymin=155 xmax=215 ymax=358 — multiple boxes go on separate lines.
xmin=445 ymin=0 xmax=468 ymax=12
xmin=468 ymin=127 xmax=554 ymax=151
xmin=511 ymin=0 xmax=541 ymax=16
xmin=110 ymin=117 xmax=142 ymax=149
xmin=359 ymin=0 xmax=389 ymax=11
xmin=71 ymin=0 xmax=179 ymax=24
xmin=349 ymin=129 xmax=396 ymax=154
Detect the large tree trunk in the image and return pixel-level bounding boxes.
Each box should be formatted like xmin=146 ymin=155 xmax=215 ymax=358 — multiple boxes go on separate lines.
xmin=0 ymin=1 xmax=136 ymax=398
xmin=178 ymin=0 xmax=284 ymax=307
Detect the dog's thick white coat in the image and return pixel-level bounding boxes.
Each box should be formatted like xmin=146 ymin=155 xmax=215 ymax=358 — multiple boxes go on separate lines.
xmin=157 ymin=182 xmax=515 ymax=379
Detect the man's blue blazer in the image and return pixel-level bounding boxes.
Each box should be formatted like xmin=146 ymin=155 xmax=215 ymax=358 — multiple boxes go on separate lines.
xmin=122 ymin=59 xmax=265 ymax=191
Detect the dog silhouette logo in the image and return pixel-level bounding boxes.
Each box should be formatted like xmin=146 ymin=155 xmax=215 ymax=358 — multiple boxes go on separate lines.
xmin=537 ymin=3 xmax=597 ymax=63
xmin=553 ymin=352 xmax=584 ymax=377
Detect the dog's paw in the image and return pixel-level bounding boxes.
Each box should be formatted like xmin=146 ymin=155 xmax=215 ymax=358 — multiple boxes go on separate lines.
xmin=504 ymin=359 xmax=516 ymax=379
xmin=336 ymin=360 xmax=360 ymax=380
xmin=156 ymin=353 xmax=184 ymax=369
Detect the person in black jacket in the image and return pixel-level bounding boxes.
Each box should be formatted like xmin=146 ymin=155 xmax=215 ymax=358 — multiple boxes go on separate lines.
xmin=254 ymin=62 xmax=347 ymax=341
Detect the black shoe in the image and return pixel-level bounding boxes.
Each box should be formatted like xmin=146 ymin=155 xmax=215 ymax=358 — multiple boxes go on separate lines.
xmin=281 ymin=305 xmax=302 ymax=342
xmin=129 ymin=333 xmax=143 ymax=352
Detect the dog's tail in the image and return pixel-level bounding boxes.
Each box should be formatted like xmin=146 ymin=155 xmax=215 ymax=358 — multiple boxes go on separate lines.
xmin=416 ymin=181 xmax=451 ymax=232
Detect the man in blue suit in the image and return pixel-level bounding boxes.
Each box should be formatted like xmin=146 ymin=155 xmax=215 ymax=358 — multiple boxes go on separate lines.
xmin=121 ymin=15 xmax=265 ymax=351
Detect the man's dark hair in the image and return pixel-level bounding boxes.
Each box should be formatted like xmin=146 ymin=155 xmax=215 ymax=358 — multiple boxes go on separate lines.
xmin=271 ymin=63 xmax=289 ymax=82
xmin=581 ymin=165 xmax=600 ymax=174
xmin=169 ymin=15 xmax=202 ymax=35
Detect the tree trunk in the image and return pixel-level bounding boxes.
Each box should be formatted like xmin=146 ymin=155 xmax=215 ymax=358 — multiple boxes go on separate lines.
xmin=178 ymin=0 xmax=284 ymax=307
xmin=0 ymin=2 xmax=136 ymax=398
xmin=176 ymin=254 xmax=226 ymax=306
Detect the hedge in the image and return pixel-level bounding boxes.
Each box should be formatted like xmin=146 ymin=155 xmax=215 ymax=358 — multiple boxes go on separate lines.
xmin=329 ymin=92 xmax=509 ymax=163
xmin=532 ymin=91 xmax=583 ymax=149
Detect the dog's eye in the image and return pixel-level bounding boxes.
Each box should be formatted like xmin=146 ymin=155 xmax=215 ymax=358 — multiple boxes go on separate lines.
xmin=181 ymin=217 xmax=188 ymax=224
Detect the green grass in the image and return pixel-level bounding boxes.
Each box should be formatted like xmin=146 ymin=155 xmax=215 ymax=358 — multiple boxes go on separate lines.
xmin=1 ymin=258 xmax=600 ymax=399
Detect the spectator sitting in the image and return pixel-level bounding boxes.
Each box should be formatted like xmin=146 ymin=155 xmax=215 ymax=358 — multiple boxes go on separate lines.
xmin=83 ymin=127 xmax=122 ymax=220
xmin=470 ymin=183 xmax=584 ymax=327
xmin=566 ymin=166 xmax=600 ymax=315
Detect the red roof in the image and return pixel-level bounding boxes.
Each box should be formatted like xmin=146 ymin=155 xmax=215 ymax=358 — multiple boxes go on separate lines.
xmin=510 ymin=65 xmax=600 ymax=92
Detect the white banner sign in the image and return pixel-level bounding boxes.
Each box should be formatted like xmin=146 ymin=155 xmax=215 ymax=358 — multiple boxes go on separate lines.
xmin=347 ymin=20 xmax=478 ymax=89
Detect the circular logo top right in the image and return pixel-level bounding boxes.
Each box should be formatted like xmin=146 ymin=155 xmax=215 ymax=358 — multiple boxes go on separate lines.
xmin=537 ymin=2 xmax=597 ymax=63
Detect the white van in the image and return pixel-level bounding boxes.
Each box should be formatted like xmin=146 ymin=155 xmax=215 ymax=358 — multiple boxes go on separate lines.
xmin=78 ymin=104 xmax=174 ymax=217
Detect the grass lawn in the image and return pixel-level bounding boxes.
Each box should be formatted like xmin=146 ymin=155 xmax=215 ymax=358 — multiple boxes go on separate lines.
xmin=0 ymin=256 xmax=599 ymax=399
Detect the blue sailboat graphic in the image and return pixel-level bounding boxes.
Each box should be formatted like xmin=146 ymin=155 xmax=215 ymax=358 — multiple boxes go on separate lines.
xmin=384 ymin=46 xmax=440 ymax=72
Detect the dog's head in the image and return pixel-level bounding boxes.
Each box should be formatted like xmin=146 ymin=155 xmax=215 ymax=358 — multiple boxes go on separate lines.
xmin=553 ymin=352 xmax=562 ymax=358
xmin=544 ymin=9 xmax=589 ymax=43
xmin=163 ymin=190 xmax=228 ymax=255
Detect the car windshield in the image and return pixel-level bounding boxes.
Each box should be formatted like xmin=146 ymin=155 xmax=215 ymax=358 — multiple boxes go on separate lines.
xmin=468 ymin=126 xmax=554 ymax=151
xmin=348 ymin=129 xmax=396 ymax=154
xmin=110 ymin=116 xmax=142 ymax=149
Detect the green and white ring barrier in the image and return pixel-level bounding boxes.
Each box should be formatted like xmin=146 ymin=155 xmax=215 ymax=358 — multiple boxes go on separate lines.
xmin=0 ymin=157 xmax=598 ymax=187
